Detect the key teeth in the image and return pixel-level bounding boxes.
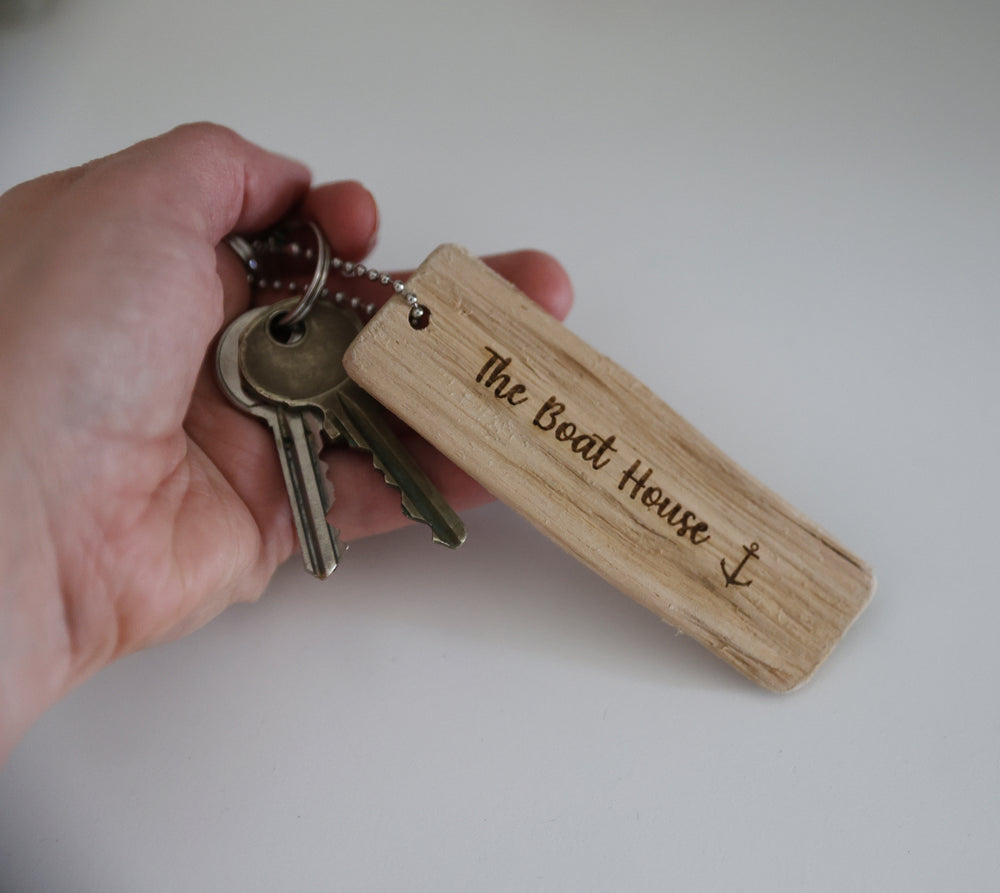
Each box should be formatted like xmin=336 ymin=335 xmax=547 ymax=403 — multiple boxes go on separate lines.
xmin=368 ymin=454 xmax=467 ymax=549
xmin=304 ymin=411 xmax=346 ymax=563
xmin=317 ymin=451 xmax=345 ymax=563
xmin=304 ymin=412 xmax=336 ymax=516
xmin=330 ymin=390 xmax=467 ymax=550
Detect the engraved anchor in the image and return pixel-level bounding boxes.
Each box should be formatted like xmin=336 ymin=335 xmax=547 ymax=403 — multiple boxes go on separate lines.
xmin=721 ymin=542 xmax=760 ymax=587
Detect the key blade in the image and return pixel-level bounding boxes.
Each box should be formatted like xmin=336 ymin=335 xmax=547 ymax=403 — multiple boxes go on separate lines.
xmin=327 ymin=385 xmax=467 ymax=549
xmin=269 ymin=405 xmax=344 ymax=578
xmin=216 ymin=307 xmax=343 ymax=578
xmin=235 ymin=297 xmax=466 ymax=551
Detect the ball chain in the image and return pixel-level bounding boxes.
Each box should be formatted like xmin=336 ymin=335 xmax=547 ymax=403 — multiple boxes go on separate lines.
xmin=239 ymin=228 xmax=427 ymax=327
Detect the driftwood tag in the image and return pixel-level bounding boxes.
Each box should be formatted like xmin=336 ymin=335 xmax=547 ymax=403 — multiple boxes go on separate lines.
xmin=343 ymin=245 xmax=874 ymax=690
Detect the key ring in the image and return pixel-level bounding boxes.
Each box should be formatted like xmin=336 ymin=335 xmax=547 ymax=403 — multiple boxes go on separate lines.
xmin=225 ymin=220 xmax=329 ymax=328
xmin=278 ymin=220 xmax=330 ymax=327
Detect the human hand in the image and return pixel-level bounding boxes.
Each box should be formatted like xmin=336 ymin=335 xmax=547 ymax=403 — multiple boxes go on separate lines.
xmin=0 ymin=123 xmax=573 ymax=759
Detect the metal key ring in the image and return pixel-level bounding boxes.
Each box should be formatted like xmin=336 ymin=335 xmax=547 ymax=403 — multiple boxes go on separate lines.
xmin=225 ymin=220 xmax=330 ymax=328
xmin=225 ymin=233 xmax=257 ymax=268
xmin=278 ymin=220 xmax=330 ymax=328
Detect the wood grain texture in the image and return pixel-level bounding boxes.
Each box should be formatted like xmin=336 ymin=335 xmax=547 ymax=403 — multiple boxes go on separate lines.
xmin=344 ymin=245 xmax=875 ymax=690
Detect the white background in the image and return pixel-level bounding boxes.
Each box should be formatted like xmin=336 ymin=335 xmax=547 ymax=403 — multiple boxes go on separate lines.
xmin=1 ymin=1 xmax=998 ymax=890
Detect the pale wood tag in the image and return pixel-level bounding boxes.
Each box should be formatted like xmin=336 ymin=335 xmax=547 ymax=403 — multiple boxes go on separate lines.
xmin=343 ymin=245 xmax=874 ymax=690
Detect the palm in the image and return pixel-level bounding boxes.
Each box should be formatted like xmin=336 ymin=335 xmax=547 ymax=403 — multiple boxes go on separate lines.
xmin=93 ymin=370 xmax=294 ymax=655
xmin=26 ymin=255 xmax=292 ymax=658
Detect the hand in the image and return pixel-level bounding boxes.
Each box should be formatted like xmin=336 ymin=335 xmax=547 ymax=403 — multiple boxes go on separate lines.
xmin=0 ymin=123 xmax=573 ymax=760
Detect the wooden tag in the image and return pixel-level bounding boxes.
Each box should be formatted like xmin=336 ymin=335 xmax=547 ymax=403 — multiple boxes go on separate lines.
xmin=343 ymin=245 xmax=874 ymax=691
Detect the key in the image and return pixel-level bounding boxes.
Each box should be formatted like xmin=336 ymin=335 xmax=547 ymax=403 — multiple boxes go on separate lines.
xmin=215 ymin=306 xmax=344 ymax=578
xmin=237 ymin=297 xmax=467 ymax=549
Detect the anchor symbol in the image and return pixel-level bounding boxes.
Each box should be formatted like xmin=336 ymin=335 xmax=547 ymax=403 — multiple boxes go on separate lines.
xmin=721 ymin=542 xmax=760 ymax=588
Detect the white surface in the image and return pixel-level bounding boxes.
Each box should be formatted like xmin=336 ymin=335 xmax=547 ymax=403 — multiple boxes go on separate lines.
xmin=1 ymin=1 xmax=998 ymax=890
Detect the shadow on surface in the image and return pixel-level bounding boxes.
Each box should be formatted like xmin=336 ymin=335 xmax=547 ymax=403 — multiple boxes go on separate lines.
xmin=286 ymin=503 xmax=754 ymax=694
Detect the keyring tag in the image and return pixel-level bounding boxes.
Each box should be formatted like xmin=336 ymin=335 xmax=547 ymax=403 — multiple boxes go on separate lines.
xmin=344 ymin=244 xmax=874 ymax=690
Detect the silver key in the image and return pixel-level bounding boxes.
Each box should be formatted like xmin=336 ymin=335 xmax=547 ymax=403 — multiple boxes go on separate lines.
xmin=216 ymin=306 xmax=344 ymax=578
xmin=238 ymin=297 xmax=467 ymax=549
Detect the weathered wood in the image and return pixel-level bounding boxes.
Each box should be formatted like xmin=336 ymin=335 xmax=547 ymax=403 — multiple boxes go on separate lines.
xmin=344 ymin=245 xmax=874 ymax=690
